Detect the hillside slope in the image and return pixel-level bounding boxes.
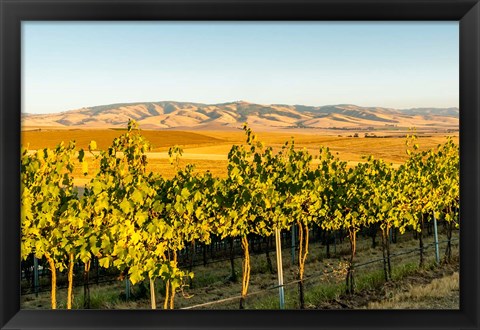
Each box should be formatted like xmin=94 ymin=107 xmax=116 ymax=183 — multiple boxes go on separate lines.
xmin=22 ymin=101 xmax=459 ymax=131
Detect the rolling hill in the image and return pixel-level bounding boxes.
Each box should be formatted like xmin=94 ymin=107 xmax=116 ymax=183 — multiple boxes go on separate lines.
xmin=22 ymin=101 xmax=459 ymax=131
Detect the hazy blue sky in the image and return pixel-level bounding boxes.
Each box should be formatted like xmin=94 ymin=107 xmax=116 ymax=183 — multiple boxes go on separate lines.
xmin=22 ymin=22 xmax=458 ymax=114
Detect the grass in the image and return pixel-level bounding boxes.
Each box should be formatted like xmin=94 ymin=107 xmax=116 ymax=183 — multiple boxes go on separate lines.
xmin=247 ymin=258 xmax=433 ymax=309
xmin=22 ymin=281 xmax=125 ymax=309
xmin=71 ymin=287 xmax=122 ymax=309
xmin=366 ymin=271 xmax=459 ymax=309
xmin=391 ymin=262 xmax=418 ymax=281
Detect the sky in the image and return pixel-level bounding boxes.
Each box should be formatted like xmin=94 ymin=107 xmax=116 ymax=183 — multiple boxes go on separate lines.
xmin=22 ymin=22 xmax=459 ymax=114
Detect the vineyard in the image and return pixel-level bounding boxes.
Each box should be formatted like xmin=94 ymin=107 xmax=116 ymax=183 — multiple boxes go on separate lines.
xmin=20 ymin=120 xmax=459 ymax=310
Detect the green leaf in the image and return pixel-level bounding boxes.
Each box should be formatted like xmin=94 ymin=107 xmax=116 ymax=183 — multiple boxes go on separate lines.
xmin=120 ymin=199 xmax=133 ymax=214
xmin=82 ymin=161 xmax=88 ymax=175
xmin=99 ymin=257 xmax=111 ymax=268
xmin=89 ymin=140 xmax=97 ymax=151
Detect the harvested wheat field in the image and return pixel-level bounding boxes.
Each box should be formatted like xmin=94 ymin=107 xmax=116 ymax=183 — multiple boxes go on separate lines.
xmin=22 ymin=128 xmax=458 ymax=181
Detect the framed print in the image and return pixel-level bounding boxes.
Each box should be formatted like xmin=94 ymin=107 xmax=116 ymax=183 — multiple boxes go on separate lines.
xmin=1 ymin=0 xmax=479 ymax=329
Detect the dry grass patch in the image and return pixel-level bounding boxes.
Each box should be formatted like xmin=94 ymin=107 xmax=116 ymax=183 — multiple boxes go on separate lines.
xmin=367 ymin=271 xmax=459 ymax=309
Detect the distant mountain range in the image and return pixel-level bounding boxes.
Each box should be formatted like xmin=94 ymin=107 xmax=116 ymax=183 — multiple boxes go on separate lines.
xmin=22 ymin=101 xmax=459 ymax=131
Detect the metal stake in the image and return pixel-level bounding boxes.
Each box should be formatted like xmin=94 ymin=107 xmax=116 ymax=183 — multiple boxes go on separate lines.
xmin=433 ymin=213 xmax=440 ymax=264
xmin=275 ymin=228 xmax=285 ymax=309
xmin=33 ymin=256 xmax=39 ymax=297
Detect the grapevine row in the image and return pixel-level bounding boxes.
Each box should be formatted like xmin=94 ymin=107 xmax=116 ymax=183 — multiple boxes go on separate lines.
xmin=21 ymin=120 xmax=459 ymax=309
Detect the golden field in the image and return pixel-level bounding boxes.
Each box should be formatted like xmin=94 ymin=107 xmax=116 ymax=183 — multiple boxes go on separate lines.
xmin=22 ymin=128 xmax=459 ymax=182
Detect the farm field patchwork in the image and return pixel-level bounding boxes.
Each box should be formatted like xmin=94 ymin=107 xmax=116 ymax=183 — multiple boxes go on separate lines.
xmin=22 ymin=128 xmax=459 ymax=180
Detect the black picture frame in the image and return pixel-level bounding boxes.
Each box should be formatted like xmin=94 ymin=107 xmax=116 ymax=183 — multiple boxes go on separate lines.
xmin=1 ymin=0 xmax=478 ymax=329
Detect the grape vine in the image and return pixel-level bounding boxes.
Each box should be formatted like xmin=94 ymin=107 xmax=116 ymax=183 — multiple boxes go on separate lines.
xmin=21 ymin=121 xmax=459 ymax=309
